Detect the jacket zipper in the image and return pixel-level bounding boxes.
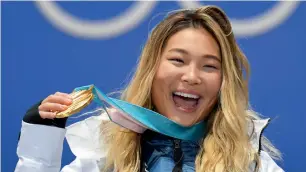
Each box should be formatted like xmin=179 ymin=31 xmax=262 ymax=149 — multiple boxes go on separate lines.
xmin=172 ymin=139 xmax=183 ymax=172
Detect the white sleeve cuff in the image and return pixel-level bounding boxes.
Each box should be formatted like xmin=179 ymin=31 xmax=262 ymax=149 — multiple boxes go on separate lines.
xmin=16 ymin=121 xmax=66 ymax=170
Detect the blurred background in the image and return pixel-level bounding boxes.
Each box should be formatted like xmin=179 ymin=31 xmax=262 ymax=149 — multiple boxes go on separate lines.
xmin=2 ymin=1 xmax=305 ymax=171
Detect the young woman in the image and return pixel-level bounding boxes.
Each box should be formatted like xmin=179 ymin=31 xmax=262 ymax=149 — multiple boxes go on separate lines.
xmin=15 ymin=5 xmax=283 ymax=172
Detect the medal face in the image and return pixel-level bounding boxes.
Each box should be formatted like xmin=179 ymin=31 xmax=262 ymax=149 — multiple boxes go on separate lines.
xmin=55 ymin=85 xmax=94 ymax=118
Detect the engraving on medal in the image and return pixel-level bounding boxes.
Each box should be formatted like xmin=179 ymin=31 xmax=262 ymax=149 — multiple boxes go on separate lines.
xmin=56 ymin=85 xmax=94 ymax=118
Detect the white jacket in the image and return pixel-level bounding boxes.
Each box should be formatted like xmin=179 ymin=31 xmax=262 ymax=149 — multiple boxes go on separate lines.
xmin=15 ymin=115 xmax=284 ymax=172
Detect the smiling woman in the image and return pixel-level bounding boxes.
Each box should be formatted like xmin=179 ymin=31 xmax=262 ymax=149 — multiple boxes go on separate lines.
xmin=152 ymin=28 xmax=222 ymax=126
xmin=15 ymin=5 xmax=283 ymax=172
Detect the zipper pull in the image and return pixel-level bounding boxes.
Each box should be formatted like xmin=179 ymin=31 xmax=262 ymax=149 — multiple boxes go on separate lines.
xmin=172 ymin=139 xmax=183 ymax=172
xmin=174 ymin=139 xmax=180 ymax=148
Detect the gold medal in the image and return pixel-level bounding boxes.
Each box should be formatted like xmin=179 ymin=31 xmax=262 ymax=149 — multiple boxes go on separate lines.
xmin=55 ymin=85 xmax=94 ymax=118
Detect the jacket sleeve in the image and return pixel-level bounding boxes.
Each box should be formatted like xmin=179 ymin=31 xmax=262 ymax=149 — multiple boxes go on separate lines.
xmin=15 ymin=100 xmax=69 ymax=172
xmin=259 ymin=151 xmax=284 ymax=172
xmin=15 ymin=120 xmax=104 ymax=172
xmin=15 ymin=121 xmax=66 ymax=172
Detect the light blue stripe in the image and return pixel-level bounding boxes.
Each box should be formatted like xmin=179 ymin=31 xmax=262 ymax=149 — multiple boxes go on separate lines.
xmin=74 ymin=85 xmax=206 ymax=141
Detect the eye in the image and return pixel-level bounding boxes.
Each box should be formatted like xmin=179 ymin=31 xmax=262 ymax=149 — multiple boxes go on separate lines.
xmin=169 ymin=58 xmax=184 ymax=63
xmin=204 ymin=65 xmax=217 ymax=69
xmin=203 ymin=65 xmax=219 ymax=72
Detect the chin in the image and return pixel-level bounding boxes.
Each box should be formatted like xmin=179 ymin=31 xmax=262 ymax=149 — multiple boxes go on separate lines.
xmin=170 ymin=116 xmax=197 ymax=127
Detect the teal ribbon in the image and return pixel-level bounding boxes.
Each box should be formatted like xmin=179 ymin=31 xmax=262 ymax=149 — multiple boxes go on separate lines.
xmin=74 ymin=85 xmax=206 ymax=142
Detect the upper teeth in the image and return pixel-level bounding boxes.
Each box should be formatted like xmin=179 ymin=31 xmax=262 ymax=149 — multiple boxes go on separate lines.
xmin=174 ymin=92 xmax=200 ymax=99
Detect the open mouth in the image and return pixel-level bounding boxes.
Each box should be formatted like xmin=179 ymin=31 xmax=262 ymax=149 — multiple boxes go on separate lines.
xmin=172 ymin=92 xmax=201 ymax=113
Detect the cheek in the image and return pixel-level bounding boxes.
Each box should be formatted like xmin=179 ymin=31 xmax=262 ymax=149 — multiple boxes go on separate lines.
xmin=197 ymin=74 xmax=221 ymax=119
xmin=151 ymin=64 xmax=169 ymax=101
xmin=204 ymin=73 xmax=222 ymax=98
xmin=154 ymin=62 xmax=177 ymax=87
xmin=151 ymin=62 xmax=177 ymax=109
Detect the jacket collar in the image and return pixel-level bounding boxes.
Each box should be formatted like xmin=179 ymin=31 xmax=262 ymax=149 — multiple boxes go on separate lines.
xmin=248 ymin=118 xmax=270 ymax=152
xmin=65 ymin=115 xmax=270 ymax=159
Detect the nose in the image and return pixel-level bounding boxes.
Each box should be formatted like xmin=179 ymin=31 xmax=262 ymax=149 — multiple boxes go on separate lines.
xmin=181 ymin=65 xmax=202 ymax=85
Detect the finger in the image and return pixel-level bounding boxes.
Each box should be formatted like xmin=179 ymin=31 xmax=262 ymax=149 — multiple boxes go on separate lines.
xmin=54 ymin=92 xmax=72 ymax=99
xmin=42 ymin=94 xmax=72 ymax=105
xmin=39 ymin=111 xmax=57 ymax=119
xmin=39 ymin=102 xmax=69 ymax=112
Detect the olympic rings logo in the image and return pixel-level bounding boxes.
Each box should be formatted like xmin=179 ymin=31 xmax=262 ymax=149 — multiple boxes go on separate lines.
xmin=34 ymin=1 xmax=300 ymax=39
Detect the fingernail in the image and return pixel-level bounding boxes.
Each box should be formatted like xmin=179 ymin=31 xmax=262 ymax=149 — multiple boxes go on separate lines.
xmin=67 ymin=98 xmax=73 ymax=103
xmin=61 ymin=105 xmax=67 ymax=110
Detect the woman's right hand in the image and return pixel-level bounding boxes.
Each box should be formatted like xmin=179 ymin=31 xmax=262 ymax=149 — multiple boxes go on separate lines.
xmin=38 ymin=92 xmax=73 ymax=119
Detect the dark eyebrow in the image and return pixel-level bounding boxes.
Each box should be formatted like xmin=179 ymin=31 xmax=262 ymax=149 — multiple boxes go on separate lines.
xmin=168 ymin=48 xmax=221 ymax=63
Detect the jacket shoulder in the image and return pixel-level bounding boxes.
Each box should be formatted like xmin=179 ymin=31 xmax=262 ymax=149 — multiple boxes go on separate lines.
xmin=249 ymin=118 xmax=284 ymax=172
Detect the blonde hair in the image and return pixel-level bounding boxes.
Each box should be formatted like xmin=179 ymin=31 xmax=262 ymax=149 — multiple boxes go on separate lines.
xmin=101 ymin=5 xmax=281 ymax=172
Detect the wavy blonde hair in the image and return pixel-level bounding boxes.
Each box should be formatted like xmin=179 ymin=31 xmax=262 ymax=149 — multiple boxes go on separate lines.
xmin=101 ymin=5 xmax=281 ymax=172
